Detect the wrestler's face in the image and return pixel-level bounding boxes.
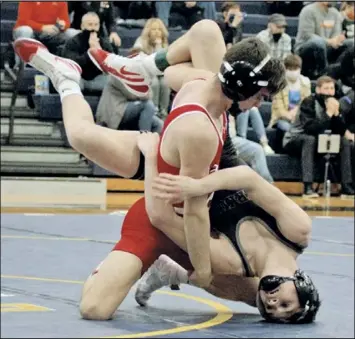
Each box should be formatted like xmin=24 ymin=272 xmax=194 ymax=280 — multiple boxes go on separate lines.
xmin=258 ymin=281 xmax=302 ymax=321
xmin=238 ymin=88 xmax=269 ymax=111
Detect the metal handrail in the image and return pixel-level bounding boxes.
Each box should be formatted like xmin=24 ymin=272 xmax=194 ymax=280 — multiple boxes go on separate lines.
xmin=3 ymin=41 xmax=25 ymax=145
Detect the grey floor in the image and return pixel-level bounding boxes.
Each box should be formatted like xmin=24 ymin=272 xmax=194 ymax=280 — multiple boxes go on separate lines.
xmin=1 ymin=213 xmax=354 ymax=338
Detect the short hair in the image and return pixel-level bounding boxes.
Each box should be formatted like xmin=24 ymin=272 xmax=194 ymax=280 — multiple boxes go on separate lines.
xmin=224 ymin=37 xmax=287 ymax=96
xmin=316 ymin=75 xmax=335 ymax=88
xmin=81 ymin=11 xmax=100 ymax=24
xmin=221 ymin=1 xmax=240 ymax=13
xmin=284 ymin=54 xmax=302 ymax=70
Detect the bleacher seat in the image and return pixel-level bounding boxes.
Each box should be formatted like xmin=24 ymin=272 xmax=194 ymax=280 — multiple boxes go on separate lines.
xmin=1 ymin=20 xmax=16 ymax=44
xmin=1 ymin=2 xmax=18 ymax=21
xmin=32 ymin=94 xmax=100 ymax=121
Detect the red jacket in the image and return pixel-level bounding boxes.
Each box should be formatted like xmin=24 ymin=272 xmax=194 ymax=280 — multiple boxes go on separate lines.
xmin=14 ymin=2 xmax=71 ymax=32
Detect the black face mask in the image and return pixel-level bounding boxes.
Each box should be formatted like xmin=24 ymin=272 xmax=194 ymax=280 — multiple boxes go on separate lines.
xmin=272 ymin=33 xmax=282 ymax=43
xmin=82 ymin=29 xmax=100 ymax=39
xmin=315 ymin=93 xmax=333 ymax=108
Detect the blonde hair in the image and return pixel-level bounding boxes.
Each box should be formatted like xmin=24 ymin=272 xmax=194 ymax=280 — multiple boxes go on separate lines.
xmin=139 ymin=18 xmax=169 ymax=55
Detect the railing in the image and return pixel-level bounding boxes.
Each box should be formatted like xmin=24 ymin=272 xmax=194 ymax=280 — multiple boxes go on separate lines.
xmin=3 ymin=41 xmax=24 ymax=145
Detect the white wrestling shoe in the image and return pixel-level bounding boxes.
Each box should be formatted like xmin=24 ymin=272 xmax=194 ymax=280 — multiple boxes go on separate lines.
xmin=135 ymin=255 xmax=188 ymax=307
xmin=13 ymin=38 xmax=82 ymax=91
xmin=88 ymin=48 xmax=151 ymax=98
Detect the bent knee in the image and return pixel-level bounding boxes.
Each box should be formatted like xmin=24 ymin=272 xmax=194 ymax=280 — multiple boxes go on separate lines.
xmin=79 ymin=297 xmax=114 ymax=321
xmin=189 ymin=19 xmax=222 ymax=40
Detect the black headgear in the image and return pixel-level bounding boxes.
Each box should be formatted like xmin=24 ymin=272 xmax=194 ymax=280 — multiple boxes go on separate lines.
xmin=218 ymin=54 xmax=271 ymax=101
xmin=257 ymin=270 xmax=320 ymax=324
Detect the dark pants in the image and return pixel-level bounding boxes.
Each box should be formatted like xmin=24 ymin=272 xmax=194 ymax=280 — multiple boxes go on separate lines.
xmin=284 ymin=134 xmax=353 ymax=184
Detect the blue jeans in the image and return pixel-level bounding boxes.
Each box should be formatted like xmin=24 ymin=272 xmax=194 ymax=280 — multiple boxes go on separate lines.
xmin=80 ymin=74 xmax=108 ymax=92
xmin=297 ymin=35 xmax=354 ymax=76
xmin=236 ymin=107 xmax=267 ymax=141
xmin=232 ymin=136 xmax=273 ymax=183
xmin=275 ymin=119 xmax=291 ymax=133
xmin=119 ymin=100 xmax=157 ymax=132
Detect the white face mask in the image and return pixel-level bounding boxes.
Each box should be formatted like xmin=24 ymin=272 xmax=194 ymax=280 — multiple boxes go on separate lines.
xmin=286 ymin=69 xmax=301 ymax=82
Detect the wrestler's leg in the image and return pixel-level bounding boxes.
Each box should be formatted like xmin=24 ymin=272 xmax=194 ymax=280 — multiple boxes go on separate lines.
xmin=14 ymin=38 xmax=142 ymax=178
xmin=80 ymin=251 xmax=142 ymax=320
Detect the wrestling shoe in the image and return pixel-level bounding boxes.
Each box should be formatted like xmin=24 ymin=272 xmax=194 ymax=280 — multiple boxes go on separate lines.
xmin=13 ymin=38 xmax=81 ymax=91
xmin=88 ymin=48 xmax=150 ymax=98
xmin=135 ymin=255 xmax=188 ymax=307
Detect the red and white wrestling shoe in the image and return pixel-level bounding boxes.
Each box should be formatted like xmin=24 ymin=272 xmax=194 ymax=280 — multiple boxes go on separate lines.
xmin=135 ymin=255 xmax=188 ymax=307
xmin=88 ymin=48 xmax=150 ymax=98
xmin=13 ymin=38 xmax=82 ymax=91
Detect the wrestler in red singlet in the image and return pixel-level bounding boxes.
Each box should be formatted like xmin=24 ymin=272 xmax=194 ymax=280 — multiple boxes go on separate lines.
xmin=113 ymin=81 xmax=227 ymax=273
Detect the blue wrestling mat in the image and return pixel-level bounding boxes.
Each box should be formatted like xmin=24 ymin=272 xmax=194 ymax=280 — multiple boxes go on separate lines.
xmin=1 ymin=214 xmax=354 ymax=338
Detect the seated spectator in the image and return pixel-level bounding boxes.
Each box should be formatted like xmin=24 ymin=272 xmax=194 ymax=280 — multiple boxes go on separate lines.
xmin=96 ymin=75 xmax=163 ymax=134
xmin=156 ymin=1 xmax=216 ymax=28
xmin=266 ymin=0 xmax=304 ymax=17
xmin=133 ymin=18 xmax=171 ymax=119
xmin=69 ymin=1 xmax=121 ymax=49
xmin=61 ymin=12 xmax=112 ymax=93
xmin=270 ymin=54 xmax=311 ymax=133
xmin=217 ymin=2 xmax=244 ymax=49
xmin=125 ymin=1 xmax=156 ymax=20
xmin=229 ymin=113 xmax=273 ymax=183
xmin=256 ymin=13 xmax=292 ymax=60
xmin=340 ymin=1 xmax=354 ymax=40
xmin=169 ymin=2 xmax=204 ymax=30
xmin=13 ymin=1 xmax=77 ymax=57
xmin=236 ymin=107 xmax=275 ymax=155
xmin=295 ymin=2 xmax=354 ymax=80
xmin=283 ymin=75 xmax=354 ymax=198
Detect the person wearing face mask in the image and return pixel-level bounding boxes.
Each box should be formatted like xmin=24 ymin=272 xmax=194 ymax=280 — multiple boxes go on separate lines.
xmin=283 ymin=75 xmax=354 ymax=198
xmin=256 ymin=13 xmax=292 ymax=60
xmin=270 ymin=54 xmax=311 ymax=133
xmin=61 ymin=12 xmax=113 ymax=92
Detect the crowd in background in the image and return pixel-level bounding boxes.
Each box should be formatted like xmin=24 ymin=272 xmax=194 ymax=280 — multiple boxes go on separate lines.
xmin=11 ymin=1 xmax=355 ymax=197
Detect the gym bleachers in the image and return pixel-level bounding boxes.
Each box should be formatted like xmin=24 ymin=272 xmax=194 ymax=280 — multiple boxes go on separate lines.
xmin=2 ymin=1 xmax=329 ymax=183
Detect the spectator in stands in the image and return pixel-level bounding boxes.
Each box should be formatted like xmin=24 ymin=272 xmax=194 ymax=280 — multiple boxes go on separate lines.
xmin=125 ymin=1 xmax=156 ymax=20
xmin=96 ymin=74 xmax=163 ymax=133
xmin=265 ymin=0 xmax=304 ymax=17
xmin=295 ymin=2 xmax=354 ymax=80
xmin=133 ymin=18 xmax=171 ymax=119
xmin=69 ymin=1 xmax=121 ymax=49
xmin=13 ymin=1 xmax=77 ymax=56
xmin=283 ymin=75 xmax=354 ymax=198
xmin=217 ymin=2 xmax=244 ymax=49
xmin=169 ymin=2 xmax=204 ymax=30
xmin=61 ymin=12 xmax=112 ymax=93
xmin=229 ymin=113 xmax=274 ymax=183
xmin=235 ymin=106 xmax=275 ymax=155
xmin=340 ymin=1 xmax=354 ymax=40
xmin=256 ymin=13 xmax=292 ymax=60
xmin=156 ymin=1 xmax=216 ymax=28
xmin=270 ymin=54 xmax=311 ymax=133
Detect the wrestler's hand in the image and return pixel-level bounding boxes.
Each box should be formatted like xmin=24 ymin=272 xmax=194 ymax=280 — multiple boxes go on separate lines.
xmin=152 ymin=173 xmax=205 ymax=203
xmin=137 ymin=132 xmax=160 ymax=158
xmin=189 ymin=270 xmax=213 ymax=289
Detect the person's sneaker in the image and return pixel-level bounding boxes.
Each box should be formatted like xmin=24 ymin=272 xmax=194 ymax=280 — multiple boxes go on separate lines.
xmin=13 ymin=38 xmax=81 ymax=91
xmin=135 ymin=255 xmax=187 ymax=307
xmin=88 ymin=48 xmax=150 ymax=98
xmin=340 ymin=184 xmax=355 ymax=199
xmin=262 ymin=144 xmax=275 ymax=155
xmin=302 ymin=183 xmax=319 ymax=199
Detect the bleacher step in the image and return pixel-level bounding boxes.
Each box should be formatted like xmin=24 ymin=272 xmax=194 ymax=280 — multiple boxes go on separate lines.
xmin=1 ymin=108 xmax=39 ymax=118
xmin=1 ymin=145 xmax=81 ymax=164
xmin=1 ymin=118 xmax=62 ymax=138
xmin=1 ymin=93 xmax=28 ymax=108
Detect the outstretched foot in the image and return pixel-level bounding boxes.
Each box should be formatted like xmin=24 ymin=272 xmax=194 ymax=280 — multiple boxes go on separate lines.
xmin=88 ymin=48 xmax=150 ymax=98
xmin=13 ymin=38 xmax=82 ymax=93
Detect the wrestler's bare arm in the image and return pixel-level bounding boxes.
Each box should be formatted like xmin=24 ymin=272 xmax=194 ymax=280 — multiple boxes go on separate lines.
xmin=177 ymin=123 xmax=219 ymax=279
xmin=186 ymin=165 xmax=312 ymax=246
